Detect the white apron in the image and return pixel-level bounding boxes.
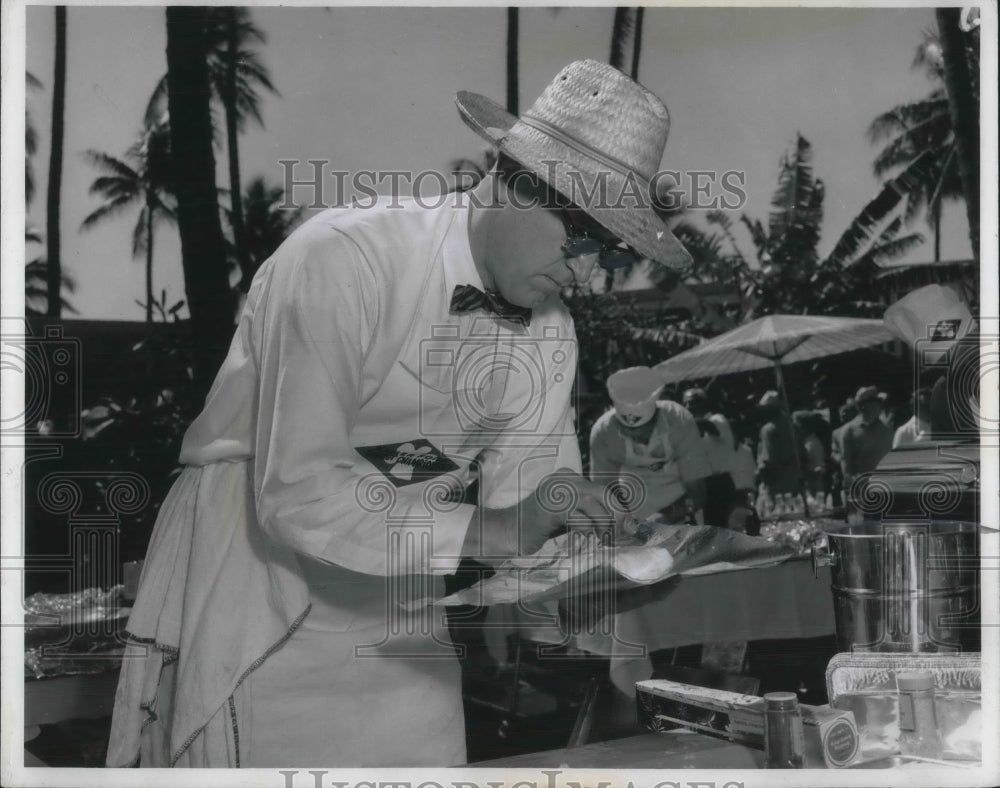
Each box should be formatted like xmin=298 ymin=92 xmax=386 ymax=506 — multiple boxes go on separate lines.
xmin=622 ymin=415 xmax=687 ymax=519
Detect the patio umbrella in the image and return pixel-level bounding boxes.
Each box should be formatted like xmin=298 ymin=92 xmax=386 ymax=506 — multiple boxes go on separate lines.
xmin=654 ymin=314 xmax=896 ymax=516
xmin=654 ymin=314 xmax=896 ymax=395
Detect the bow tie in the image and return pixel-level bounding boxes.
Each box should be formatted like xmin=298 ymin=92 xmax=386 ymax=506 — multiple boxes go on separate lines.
xmin=449 ymin=284 xmax=532 ymax=326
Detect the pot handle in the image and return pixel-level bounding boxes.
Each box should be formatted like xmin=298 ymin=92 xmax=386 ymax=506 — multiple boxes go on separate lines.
xmin=811 ymin=545 xmax=834 ymax=578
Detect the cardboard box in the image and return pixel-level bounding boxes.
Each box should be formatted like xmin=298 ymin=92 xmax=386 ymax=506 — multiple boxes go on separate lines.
xmin=801 ymin=704 xmax=860 ymax=768
xmin=636 ymin=679 xmax=859 ymax=768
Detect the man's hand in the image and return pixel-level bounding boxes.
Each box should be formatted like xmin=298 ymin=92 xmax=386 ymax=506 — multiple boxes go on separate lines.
xmin=471 ymin=469 xmax=629 ymax=562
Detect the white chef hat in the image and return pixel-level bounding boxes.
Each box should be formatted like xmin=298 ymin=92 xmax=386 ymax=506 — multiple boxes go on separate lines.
xmin=607 ymin=366 xmax=664 ymax=427
xmin=883 ymin=284 xmax=975 ymax=362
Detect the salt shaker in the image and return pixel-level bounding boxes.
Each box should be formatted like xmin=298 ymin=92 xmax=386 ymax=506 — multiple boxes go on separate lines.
xmin=896 ymin=671 xmax=944 ymax=759
xmin=764 ymin=692 xmax=804 ymax=769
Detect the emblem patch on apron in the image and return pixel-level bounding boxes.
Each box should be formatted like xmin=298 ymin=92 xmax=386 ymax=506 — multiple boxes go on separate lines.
xmin=355 ymin=439 xmax=460 ymax=487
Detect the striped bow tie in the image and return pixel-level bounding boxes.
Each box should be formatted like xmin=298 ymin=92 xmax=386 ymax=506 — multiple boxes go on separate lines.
xmin=449 ymin=284 xmax=532 ymax=326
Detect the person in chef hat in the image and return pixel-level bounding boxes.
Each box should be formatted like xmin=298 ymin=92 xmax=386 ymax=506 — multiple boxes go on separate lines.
xmin=884 ymin=283 xmax=982 ymax=440
xmin=589 ymin=366 xmax=712 ymax=524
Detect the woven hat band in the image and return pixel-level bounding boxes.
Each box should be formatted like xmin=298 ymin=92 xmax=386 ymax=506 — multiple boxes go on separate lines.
xmin=518 ymin=113 xmax=653 ymax=186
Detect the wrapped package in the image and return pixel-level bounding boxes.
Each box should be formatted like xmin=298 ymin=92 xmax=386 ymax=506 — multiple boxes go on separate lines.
xmin=825 ymin=652 xmax=981 ymax=762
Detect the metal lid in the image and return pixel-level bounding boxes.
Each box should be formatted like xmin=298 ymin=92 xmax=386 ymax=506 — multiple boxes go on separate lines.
xmin=896 ymin=671 xmax=935 ymax=691
xmin=764 ymin=692 xmax=799 ymax=709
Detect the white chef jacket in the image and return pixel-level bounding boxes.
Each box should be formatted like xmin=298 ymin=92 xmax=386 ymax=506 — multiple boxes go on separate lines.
xmin=589 ymin=401 xmax=711 ymax=519
xmin=893 ymin=415 xmax=932 ymax=448
xmin=108 ymin=196 xmax=580 ymax=766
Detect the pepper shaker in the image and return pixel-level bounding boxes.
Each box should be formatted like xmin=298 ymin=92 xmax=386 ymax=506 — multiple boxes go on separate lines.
xmin=764 ymin=692 xmax=804 ymax=769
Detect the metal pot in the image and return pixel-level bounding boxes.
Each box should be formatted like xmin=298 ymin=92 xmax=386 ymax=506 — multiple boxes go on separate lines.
xmin=812 ymin=521 xmax=979 ymax=653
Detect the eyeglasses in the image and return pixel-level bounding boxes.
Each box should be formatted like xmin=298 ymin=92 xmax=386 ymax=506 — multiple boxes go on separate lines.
xmin=558 ymin=208 xmax=640 ymax=271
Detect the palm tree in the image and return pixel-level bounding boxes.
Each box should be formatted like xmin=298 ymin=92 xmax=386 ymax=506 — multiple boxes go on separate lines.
xmin=45 ymin=7 xmax=67 ymax=317
xmin=631 ymin=8 xmax=644 ymax=81
xmin=609 ymin=8 xmax=643 ymax=76
xmin=867 ymin=32 xmax=964 ymax=262
xmin=165 ymin=6 xmax=236 ymax=401
xmin=26 ymin=259 xmax=77 ymax=317
xmin=81 ymin=119 xmax=176 ymax=323
xmin=683 ymin=135 xmax=922 ymax=320
xmin=934 ymin=8 xmax=979 ymax=261
xmin=147 ymin=7 xmax=278 ymax=293
xmin=224 ymin=176 xmax=304 ymax=281
xmin=506 ymin=8 xmax=518 ymax=115
xmin=26 ymin=71 xmax=42 ymax=204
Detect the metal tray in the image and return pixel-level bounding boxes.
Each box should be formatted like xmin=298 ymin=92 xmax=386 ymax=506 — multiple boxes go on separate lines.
xmin=825 ymin=652 xmax=981 ymax=763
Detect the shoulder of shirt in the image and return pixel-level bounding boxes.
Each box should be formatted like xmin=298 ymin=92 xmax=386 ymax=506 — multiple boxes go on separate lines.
xmin=591 ymin=408 xmax=619 ymax=436
xmin=274 ymin=198 xmax=450 ymax=279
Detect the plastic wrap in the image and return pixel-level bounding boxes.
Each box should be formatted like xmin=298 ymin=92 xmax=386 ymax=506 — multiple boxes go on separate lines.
xmin=23 ymin=586 xmax=129 ymax=679
xmin=439 ymin=522 xmax=797 ymax=607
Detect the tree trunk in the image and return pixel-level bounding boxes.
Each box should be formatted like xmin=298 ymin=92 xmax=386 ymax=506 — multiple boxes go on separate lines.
xmin=935 ymin=8 xmax=979 ymax=262
xmin=224 ymin=9 xmax=251 ymax=292
xmin=932 ymin=199 xmax=941 ymax=263
xmin=506 ymin=8 xmax=518 ymax=115
xmin=609 ymin=8 xmax=631 ymax=72
xmin=165 ymin=7 xmax=236 ymax=402
xmin=45 ymin=7 xmax=66 ymax=317
xmin=145 ymin=201 xmax=154 ymax=324
xmin=630 ymin=7 xmax=644 ymax=81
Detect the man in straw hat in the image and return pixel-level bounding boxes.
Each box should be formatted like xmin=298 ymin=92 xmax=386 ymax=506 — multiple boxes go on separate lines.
xmin=590 ymin=367 xmax=711 ymax=524
xmin=107 ymin=60 xmax=691 ymax=767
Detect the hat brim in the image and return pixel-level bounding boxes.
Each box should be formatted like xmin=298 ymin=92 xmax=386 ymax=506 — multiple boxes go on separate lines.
xmin=455 ymin=90 xmax=692 ymax=271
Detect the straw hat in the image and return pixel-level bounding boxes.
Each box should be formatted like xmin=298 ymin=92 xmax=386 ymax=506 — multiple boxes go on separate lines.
xmin=455 ymin=59 xmax=692 ymax=270
xmin=607 ymin=366 xmax=664 ymax=427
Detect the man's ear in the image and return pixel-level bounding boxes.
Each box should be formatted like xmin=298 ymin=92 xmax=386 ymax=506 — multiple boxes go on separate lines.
xmin=490 ymin=170 xmax=508 ymax=206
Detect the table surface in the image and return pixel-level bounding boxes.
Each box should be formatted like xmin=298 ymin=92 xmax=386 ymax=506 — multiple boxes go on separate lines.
xmin=472 ymin=731 xmax=765 ymax=768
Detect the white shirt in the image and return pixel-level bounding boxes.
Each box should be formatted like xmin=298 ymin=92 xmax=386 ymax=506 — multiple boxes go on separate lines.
xmin=893 ymin=415 xmax=932 ymax=448
xmin=589 ymin=401 xmax=711 ymax=517
xmin=181 ymin=196 xmax=580 ymax=574
xmin=110 ymin=197 xmax=581 ymax=766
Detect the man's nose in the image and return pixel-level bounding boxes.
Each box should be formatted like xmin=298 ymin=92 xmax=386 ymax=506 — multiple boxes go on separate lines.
xmin=565 ymin=254 xmax=598 ymax=284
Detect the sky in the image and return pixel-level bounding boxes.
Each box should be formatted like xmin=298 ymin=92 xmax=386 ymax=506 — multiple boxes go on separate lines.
xmin=22 ymin=3 xmax=976 ymax=321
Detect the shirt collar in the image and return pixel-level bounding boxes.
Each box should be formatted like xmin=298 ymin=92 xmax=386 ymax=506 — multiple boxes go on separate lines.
xmin=442 ymin=202 xmax=484 ymax=295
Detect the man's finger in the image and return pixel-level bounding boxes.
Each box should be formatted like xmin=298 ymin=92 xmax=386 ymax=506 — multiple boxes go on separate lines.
xmin=568 ymin=492 xmax=616 ymax=530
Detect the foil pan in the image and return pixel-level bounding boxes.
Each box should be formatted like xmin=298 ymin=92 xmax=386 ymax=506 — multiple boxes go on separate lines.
xmin=825 ymin=652 xmax=981 ymax=763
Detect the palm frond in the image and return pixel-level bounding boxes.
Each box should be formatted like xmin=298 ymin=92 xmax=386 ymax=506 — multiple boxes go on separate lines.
xmin=767 ymin=134 xmax=817 ymax=249
xmin=82 ymin=149 xmax=140 ymax=180
xmin=80 ymin=194 xmax=139 ymax=230
xmin=144 ymin=75 xmax=170 ymax=129
xmin=863 ymin=232 xmax=926 ymax=267
xmin=739 ymin=215 xmax=768 ymax=262
xmin=87 ymin=175 xmax=138 ymax=200
xmin=131 ymin=208 xmax=150 ymax=258
xmin=825 ymin=150 xmax=933 ymax=267
xmin=867 ymin=94 xmax=948 ymax=144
